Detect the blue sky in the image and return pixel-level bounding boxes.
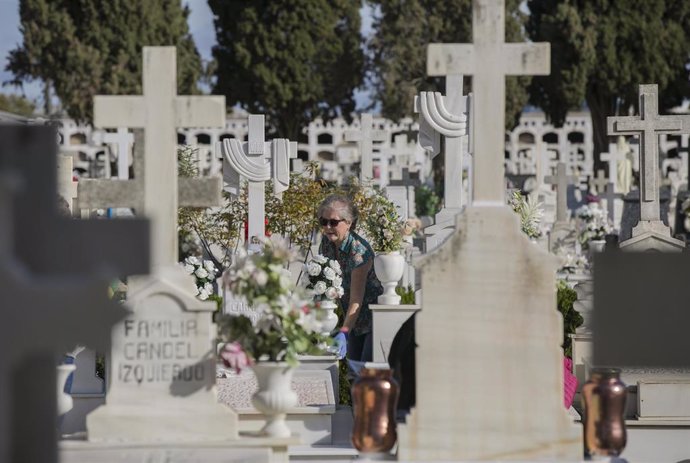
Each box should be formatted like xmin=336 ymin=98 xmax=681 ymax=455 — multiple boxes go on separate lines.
xmin=0 ymin=0 xmax=374 ymax=110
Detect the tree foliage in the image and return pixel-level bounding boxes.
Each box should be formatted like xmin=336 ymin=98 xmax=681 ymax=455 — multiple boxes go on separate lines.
xmin=368 ymin=0 xmax=532 ymax=129
xmin=526 ymin=0 xmax=690 ymax=159
xmin=6 ymin=0 xmax=202 ymax=121
xmin=0 ymin=93 xmax=35 ymax=117
xmin=208 ymin=0 xmax=365 ymax=139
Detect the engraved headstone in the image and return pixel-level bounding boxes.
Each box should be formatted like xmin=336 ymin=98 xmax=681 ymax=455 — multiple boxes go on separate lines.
xmin=397 ymin=1 xmax=581 ymax=459
xmin=85 ymin=47 xmax=238 ymax=442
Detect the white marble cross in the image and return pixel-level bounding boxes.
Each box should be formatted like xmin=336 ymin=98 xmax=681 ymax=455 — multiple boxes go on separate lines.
xmin=87 ymin=46 xmax=225 ymax=268
xmin=601 ymin=181 xmax=623 ymax=225
xmin=221 ymin=114 xmax=297 ymax=241
xmin=415 ymin=74 xmax=469 ymax=214
xmin=57 ymin=154 xmax=78 ymax=215
xmin=102 ymin=127 xmax=134 ymax=180
xmin=344 ymin=113 xmax=388 ymax=183
xmin=600 ymin=142 xmax=624 ymax=193
xmin=607 ymin=84 xmax=690 ymax=222
xmin=545 ymin=162 xmax=577 ymax=223
xmin=427 ymin=0 xmax=550 ymax=205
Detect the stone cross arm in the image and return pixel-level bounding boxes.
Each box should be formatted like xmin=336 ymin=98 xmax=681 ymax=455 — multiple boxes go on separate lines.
xmin=94 ymin=96 xmax=225 ymax=129
xmin=427 ymin=42 xmax=550 ymax=77
xmin=78 ymin=176 xmax=222 ymax=210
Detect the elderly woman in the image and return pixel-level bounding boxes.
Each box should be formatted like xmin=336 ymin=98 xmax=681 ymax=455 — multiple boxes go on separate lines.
xmin=317 ymin=194 xmax=383 ymax=362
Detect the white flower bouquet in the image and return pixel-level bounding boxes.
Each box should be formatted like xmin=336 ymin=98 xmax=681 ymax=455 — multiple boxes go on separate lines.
xmin=509 ymin=190 xmax=544 ymax=239
xmin=364 ymin=189 xmax=404 ymax=253
xmin=218 ymin=236 xmax=331 ymax=366
xmin=304 ymin=254 xmax=344 ymax=302
xmin=182 ymin=256 xmax=219 ymax=301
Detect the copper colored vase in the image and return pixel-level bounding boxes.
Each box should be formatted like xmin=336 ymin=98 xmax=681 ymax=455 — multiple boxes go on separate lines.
xmin=351 ymin=367 xmax=399 ymax=456
xmin=582 ymin=367 xmax=627 ymax=457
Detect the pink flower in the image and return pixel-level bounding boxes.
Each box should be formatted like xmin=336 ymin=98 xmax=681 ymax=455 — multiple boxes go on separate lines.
xmin=220 ymin=342 xmax=253 ymax=374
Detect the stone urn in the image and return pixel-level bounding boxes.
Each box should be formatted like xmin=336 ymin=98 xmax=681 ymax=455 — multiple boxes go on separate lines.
xmin=374 ymin=251 xmax=405 ymax=305
xmin=588 ymin=239 xmax=606 ymax=262
xmin=251 ymin=362 xmax=298 ymax=438
xmin=56 ymin=364 xmax=76 ymax=416
xmin=314 ymin=298 xmax=339 ymax=337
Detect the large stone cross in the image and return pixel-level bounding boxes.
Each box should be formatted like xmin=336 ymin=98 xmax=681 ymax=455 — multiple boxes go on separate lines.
xmin=415 ymin=74 xmax=469 ymax=213
xmin=221 ymin=114 xmax=297 ymax=241
xmin=545 ymin=162 xmax=577 ymax=223
xmin=607 ymin=84 xmax=690 ymax=222
xmin=427 ymin=0 xmax=550 ymax=204
xmin=85 ymin=46 xmax=225 ymax=268
xmin=344 ymin=113 xmax=388 ymax=183
xmin=102 ymin=127 xmax=133 ymax=180
xmin=0 ymin=123 xmax=148 ymax=463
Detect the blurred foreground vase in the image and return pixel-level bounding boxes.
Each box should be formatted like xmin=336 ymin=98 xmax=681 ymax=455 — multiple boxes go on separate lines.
xmin=352 ymin=367 xmax=399 ymax=457
xmin=582 ymin=367 xmax=627 ymax=457
xmin=374 ymin=252 xmax=405 ymax=305
xmin=251 ymin=362 xmax=298 ymax=438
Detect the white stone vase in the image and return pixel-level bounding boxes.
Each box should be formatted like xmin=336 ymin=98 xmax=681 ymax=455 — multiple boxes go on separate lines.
xmin=56 ymin=364 xmax=76 ymax=416
xmin=315 ymin=299 xmax=339 ymax=337
xmin=251 ymin=362 xmax=298 ymax=438
xmin=374 ymin=251 xmax=405 ymax=305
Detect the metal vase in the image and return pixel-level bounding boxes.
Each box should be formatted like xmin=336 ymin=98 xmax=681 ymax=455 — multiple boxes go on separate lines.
xmin=351 ymin=367 xmax=399 ymax=457
xmin=582 ymin=367 xmax=627 ymax=457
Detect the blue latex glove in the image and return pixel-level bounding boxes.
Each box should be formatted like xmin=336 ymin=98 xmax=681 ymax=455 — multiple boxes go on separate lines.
xmin=333 ymin=332 xmax=348 ymax=359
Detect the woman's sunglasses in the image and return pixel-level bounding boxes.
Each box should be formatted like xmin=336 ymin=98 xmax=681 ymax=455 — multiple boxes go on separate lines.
xmin=319 ymin=217 xmax=347 ymax=227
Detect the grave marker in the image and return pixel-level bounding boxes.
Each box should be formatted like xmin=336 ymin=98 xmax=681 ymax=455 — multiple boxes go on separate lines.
xmin=102 ymin=127 xmax=133 ymax=180
xmin=608 ymin=84 xmax=687 ymax=251
xmin=57 ymin=154 xmax=78 ymax=215
xmin=344 ymin=113 xmax=387 ymax=183
xmin=398 ymin=1 xmax=581 ymax=460
xmin=221 ymin=114 xmax=297 ymax=241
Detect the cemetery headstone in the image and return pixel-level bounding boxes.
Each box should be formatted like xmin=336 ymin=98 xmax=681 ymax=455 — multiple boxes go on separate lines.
xmin=102 ymin=127 xmax=133 ymax=180
xmin=608 ymin=84 xmax=687 ymax=251
xmin=84 ymin=46 xmax=238 ymax=442
xmin=57 ymin=154 xmax=78 ymax=215
xmin=397 ymin=1 xmax=581 ymax=459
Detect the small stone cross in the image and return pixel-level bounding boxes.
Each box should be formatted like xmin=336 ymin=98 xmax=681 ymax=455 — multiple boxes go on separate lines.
xmin=608 ymin=84 xmax=690 ymax=222
xmin=600 ymin=142 xmax=625 ymax=193
xmin=102 ymin=127 xmax=133 ymax=180
xmin=427 ymin=0 xmax=550 ymax=204
xmin=344 ymin=113 xmax=388 ymax=183
xmin=85 ymin=46 xmax=226 ymax=268
xmin=221 ymin=114 xmax=297 ymax=241
xmin=545 ymin=162 xmax=577 ymax=223
xmin=389 ymin=167 xmax=422 ymax=188
xmin=601 ymin=181 xmax=623 ymax=225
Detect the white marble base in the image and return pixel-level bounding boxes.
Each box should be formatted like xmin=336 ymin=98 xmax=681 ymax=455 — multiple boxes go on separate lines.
xmin=370 ymin=304 xmax=420 ymax=363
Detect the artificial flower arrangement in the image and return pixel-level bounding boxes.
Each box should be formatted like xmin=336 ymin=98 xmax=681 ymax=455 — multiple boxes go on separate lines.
xmin=304 ymin=254 xmax=344 ymax=302
xmin=363 ymin=188 xmax=405 ymax=253
xmin=509 ymin=190 xmax=544 ymax=239
xmin=216 ymin=236 xmax=331 ymax=370
xmin=182 ymin=256 xmax=219 ymax=301
xmin=575 ymin=202 xmax=612 ymax=248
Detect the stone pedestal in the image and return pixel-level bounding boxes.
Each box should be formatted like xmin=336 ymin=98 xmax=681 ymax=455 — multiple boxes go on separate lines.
xmin=370 ymin=304 xmax=420 ymax=364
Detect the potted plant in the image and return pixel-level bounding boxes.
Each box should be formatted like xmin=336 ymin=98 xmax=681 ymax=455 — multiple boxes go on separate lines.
xmin=364 ymin=190 xmax=405 ymax=305
xmin=217 ymin=236 xmax=330 ymax=438
xmin=303 ymin=253 xmax=344 ymax=338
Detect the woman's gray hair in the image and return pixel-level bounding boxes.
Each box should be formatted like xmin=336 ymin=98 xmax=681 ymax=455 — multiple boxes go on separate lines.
xmin=317 ymin=194 xmax=357 ymax=225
